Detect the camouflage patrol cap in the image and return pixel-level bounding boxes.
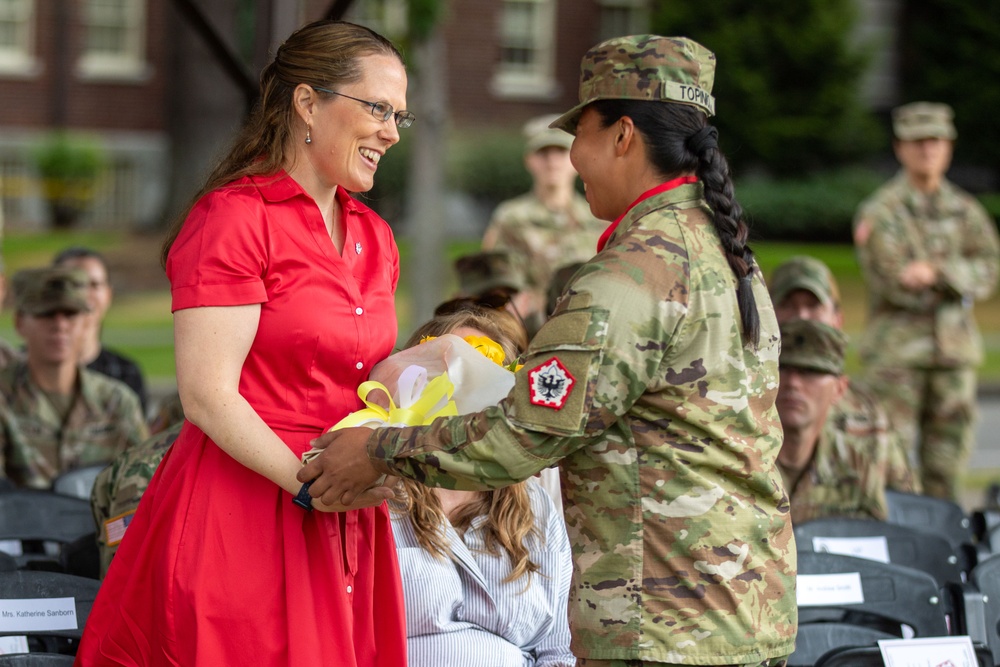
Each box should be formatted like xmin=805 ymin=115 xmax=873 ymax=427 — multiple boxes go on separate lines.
xmin=550 ymin=34 xmax=716 ymax=134
xmin=453 ymin=251 xmax=527 ymax=296
xmin=12 ymin=267 xmax=91 ymax=315
xmin=892 ymin=102 xmax=957 ymax=141
xmin=779 ymin=318 xmax=847 ymax=376
xmin=523 ymin=114 xmax=574 ymax=154
xmin=769 ymin=256 xmax=840 ymax=309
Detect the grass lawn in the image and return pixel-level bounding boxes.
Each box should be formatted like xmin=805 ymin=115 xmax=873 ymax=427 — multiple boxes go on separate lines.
xmin=5 ymin=230 xmax=1000 ymax=389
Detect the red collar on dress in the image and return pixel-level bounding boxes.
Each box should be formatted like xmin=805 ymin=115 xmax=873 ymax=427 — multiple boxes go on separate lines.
xmin=596 ymin=176 xmax=698 ymax=252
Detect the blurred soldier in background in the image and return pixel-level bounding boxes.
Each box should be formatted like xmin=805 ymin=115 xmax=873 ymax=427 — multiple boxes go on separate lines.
xmin=482 ymin=114 xmax=604 ymax=325
xmin=0 ymin=267 xmax=147 ymax=488
xmin=444 ymin=250 xmax=534 ymax=342
xmin=854 ymin=102 xmax=1000 ymax=500
xmin=776 ymin=318 xmax=891 ymax=523
xmin=769 ymin=255 xmax=917 ymax=492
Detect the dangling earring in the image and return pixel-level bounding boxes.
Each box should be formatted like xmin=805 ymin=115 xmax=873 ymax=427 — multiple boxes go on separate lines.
xmin=305 ymin=127 xmax=312 ymax=145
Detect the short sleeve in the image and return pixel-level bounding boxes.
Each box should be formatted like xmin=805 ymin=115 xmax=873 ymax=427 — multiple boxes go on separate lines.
xmin=167 ymin=186 xmax=270 ymax=311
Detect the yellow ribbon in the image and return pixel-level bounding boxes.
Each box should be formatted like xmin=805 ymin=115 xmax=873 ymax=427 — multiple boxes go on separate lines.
xmin=329 ymin=373 xmax=459 ymax=431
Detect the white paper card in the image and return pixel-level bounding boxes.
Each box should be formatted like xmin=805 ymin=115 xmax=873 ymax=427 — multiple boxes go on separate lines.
xmin=879 ymin=635 xmax=978 ymax=666
xmin=811 ymin=536 xmax=891 ymax=563
xmin=797 ymin=572 xmax=864 ymax=606
xmin=0 ymin=540 xmax=23 ymax=557
xmin=0 ymin=635 xmax=28 ymax=654
xmin=0 ymin=597 xmax=78 ymax=632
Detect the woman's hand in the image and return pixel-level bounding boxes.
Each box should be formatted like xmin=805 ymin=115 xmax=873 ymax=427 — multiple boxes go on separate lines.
xmin=297 ymin=427 xmax=385 ymax=507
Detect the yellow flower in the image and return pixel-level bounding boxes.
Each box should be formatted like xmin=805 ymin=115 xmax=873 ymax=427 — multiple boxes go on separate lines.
xmin=463 ymin=335 xmax=506 ymax=366
xmin=418 ymin=335 xmax=437 ymax=345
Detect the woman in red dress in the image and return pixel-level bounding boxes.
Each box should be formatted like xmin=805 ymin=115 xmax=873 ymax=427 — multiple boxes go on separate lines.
xmin=75 ymin=20 xmax=411 ymax=666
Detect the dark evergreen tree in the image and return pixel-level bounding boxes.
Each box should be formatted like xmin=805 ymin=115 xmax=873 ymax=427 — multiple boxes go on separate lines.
xmin=651 ymin=0 xmax=881 ymax=175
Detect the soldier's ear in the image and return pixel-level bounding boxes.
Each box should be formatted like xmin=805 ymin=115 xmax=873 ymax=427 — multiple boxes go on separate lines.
xmin=834 ymin=375 xmax=849 ymax=400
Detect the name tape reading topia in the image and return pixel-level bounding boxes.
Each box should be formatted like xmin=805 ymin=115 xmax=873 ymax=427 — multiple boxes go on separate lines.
xmin=0 ymin=598 xmax=78 ymax=632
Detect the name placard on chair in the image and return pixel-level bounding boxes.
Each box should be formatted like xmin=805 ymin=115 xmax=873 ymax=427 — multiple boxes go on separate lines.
xmin=797 ymin=572 xmax=864 ymax=606
xmin=878 ymin=635 xmax=978 ymax=666
xmin=0 ymin=597 xmax=78 ymax=632
xmin=811 ymin=536 xmax=891 ymax=563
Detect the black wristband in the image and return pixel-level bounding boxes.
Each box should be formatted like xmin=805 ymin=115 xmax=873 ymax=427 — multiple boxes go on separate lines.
xmin=292 ymin=481 xmax=314 ymax=511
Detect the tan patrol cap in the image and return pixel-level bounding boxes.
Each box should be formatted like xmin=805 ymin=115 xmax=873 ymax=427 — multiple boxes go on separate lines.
xmin=550 ymin=34 xmax=716 ymax=134
xmin=12 ymin=267 xmax=90 ymax=315
xmin=779 ymin=318 xmax=847 ymax=376
xmin=768 ymin=256 xmax=840 ymax=309
xmin=892 ymin=102 xmax=957 ymax=141
xmin=523 ymin=114 xmax=574 ymax=154
xmin=453 ymin=251 xmax=527 ymax=297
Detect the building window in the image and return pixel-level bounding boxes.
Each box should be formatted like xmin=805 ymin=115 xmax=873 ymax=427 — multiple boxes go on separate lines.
xmin=0 ymin=0 xmax=37 ymax=75
xmin=597 ymin=0 xmax=649 ymax=42
xmin=343 ymin=0 xmax=408 ymax=40
xmin=77 ymin=0 xmax=149 ymax=81
xmin=491 ymin=0 xmax=557 ymax=99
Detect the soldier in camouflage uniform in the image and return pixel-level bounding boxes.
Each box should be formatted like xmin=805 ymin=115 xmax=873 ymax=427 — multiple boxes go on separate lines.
xmin=853 ymin=102 xmax=1000 ymax=500
xmin=0 ymin=267 xmax=147 ymax=488
xmin=776 ymin=318 xmax=891 ymax=523
xmin=768 ymin=255 xmax=917 ymax=493
xmin=482 ymin=114 xmax=606 ymax=324
xmin=92 ymin=421 xmax=180 ymax=577
xmin=302 ymin=35 xmax=795 ymax=667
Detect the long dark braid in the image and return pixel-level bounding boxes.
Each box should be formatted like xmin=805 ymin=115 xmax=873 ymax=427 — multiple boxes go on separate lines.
xmin=592 ymin=100 xmax=760 ymax=346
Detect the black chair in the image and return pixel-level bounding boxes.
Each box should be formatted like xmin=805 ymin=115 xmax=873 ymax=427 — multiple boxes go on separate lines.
xmin=885 ymin=489 xmax=978 ymax=574
xmin=0 ymin=570 xmax=100 ymax=655
xmin=796 ymin=551 xmax=950 ymax=638
xmin=814 ymin=643 xmax=995 ymax=667
xmin=787 ymin=622 xmax=896 ymax=667
xmin=795 ymin=517 xmax=964 ymax=585
xmin=50 ymin=465 xmax=107 ymax=502
xmin=0 ymin=655 xmax=76 ymax=666
xmin=972 ymin=553 xmax=1000 ymax=665
xmin=0 ymin=491 xmax=95 ymax=572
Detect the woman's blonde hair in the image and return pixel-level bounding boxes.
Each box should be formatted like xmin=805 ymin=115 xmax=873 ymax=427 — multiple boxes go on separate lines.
xmin=394 ymin=307 xmax=541 ymax=582
xmin=160 ymin=20 xmax=403 ymax=267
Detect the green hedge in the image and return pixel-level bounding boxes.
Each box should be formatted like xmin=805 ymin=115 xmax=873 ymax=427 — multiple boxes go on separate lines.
xmin=736 ymin=168 xmax=886 ymax=243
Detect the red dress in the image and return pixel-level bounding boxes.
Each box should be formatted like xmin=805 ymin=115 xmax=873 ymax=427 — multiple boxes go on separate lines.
xmin=75 ymin=173 xmax=407 ymax=666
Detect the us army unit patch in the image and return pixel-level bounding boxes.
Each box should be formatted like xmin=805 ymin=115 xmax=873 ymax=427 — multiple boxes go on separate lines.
xmin=528 ymin=357 xmax=575 ymax=409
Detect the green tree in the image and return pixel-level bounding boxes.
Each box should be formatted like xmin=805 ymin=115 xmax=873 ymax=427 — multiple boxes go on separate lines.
xmin=652 ymin=0 xmax=881 ymax=175
xmin=898 ymin=0 xmax=1000 ymax=173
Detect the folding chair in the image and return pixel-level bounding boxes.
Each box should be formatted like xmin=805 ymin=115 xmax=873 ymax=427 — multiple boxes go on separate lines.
xmin=786 ymin=622 xmax=896 ymax=667
xmin=0 ymin=491 xmax=95 ymax=572
xmin=971 ymin=553 xmax=1000 ymax=665
xmin=0 ymin=655 xmax=75 ymax=666
xmin=0 ymin=570 xmax=100 ymax=655
xmin=795 ymin=517 xmax=964 ymax=585
xmin=50 ymin=465 xmax=107 ymax=502
xmin=796 ymin=551 xmax=950 ymax=638
xmin=814 ymin=643 xmax=995 ymax=667
xmin=885 ymin=489 xmax=978 ymax=574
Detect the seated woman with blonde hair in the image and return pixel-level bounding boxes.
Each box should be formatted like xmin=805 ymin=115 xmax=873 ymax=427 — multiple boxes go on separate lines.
xmin=391 ymin=307 xmax=574 ymax=667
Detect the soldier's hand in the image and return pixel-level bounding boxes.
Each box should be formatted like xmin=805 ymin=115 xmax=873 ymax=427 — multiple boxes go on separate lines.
xmin=297 ymin=427 xmax=383 ymax=507
xmin=900 ymin=260 xmax=937 ymax=291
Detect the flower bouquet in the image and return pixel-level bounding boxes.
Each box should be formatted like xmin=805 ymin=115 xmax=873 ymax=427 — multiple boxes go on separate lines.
xmin=301 ymin=334 xmax=515 ymax=464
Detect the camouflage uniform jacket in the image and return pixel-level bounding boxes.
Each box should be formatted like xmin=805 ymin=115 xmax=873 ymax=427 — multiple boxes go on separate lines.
xmin=0 ymin=359 xmax=148 ymax=488
xmin=832 ymin=380 xmax=917 ymax=494
xmin=854 ymin=172 xmax=1000 ymax=368
xmin=482 ymin=191 xmax=605 ymax=293
xmin=780 ymin=413 xmax=890 ymax=525
xmin=0 ymin=338 xmax=20 ymax=370
xmin=370 ymin=183 xmax=798 ymax=664
xmin=92 ymin=422 xmax=180 ymax=576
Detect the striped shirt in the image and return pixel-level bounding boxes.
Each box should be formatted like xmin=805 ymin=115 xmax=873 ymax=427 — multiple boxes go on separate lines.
xmin=391 ymin=479 xmax=575 ymax=666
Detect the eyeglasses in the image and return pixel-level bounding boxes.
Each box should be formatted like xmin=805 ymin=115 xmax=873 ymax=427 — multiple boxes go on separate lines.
xmin=313 ymin=87 xmax=415 ymax=129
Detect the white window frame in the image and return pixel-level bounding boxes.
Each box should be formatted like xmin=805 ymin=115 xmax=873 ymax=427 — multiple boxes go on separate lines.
xmin=597 ymin=0 xmax=650 ymax=43
xmin=77 ymin=0 xmax=150 ymax=81
xmin=0 ymin=0 xmax=39 ymax=77
xmin=491 ymin=0 xmax=558 ymax=100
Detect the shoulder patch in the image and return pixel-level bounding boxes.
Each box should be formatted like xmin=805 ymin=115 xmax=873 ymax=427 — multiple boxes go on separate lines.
xmin=104 ymin=510 xmax=136 ymax=546
xmin=528 ymin=357 xmax=576 ymax=410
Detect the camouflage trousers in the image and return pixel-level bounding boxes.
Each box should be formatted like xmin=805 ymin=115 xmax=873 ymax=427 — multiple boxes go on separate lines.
xmin=576 ymin=658 xmax=788 ymax=667
xmin=863 ymin=364 xmax=977 ymax=500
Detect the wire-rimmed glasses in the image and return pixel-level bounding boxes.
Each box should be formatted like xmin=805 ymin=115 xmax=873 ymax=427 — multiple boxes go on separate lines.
xmin=313 ymin=87 xmax=415 ymax=129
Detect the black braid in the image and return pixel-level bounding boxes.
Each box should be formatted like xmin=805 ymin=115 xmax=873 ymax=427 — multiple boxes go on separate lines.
xmin=591 ymin=100 xmax=760 ymax=346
